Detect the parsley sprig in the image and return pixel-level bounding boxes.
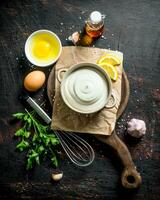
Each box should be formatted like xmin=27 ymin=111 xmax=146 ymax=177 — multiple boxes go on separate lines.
xmin=13 ymin=110 xmax=59 ymax=170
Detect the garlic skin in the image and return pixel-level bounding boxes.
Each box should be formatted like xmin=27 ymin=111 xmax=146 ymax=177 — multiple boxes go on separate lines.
xmin=51 ymin=172 xmax=63 ymax=181
xmin=127 ymin=118 xmax=146 ymax=138
xmin=68 ymin=32 xmax=80 ymax=45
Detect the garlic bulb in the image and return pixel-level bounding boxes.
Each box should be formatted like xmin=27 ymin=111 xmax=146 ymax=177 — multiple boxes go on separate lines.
xmin=127 ymin=118 xmax=146 ymax=138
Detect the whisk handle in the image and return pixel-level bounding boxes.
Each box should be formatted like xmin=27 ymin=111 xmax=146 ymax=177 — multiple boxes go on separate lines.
xmin=22 ymin=95 xmax=52 ymax=124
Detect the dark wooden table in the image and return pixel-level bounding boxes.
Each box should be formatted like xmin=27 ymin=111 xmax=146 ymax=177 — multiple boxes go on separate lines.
xmin=0 ymin=0 xmax=160 ymax=199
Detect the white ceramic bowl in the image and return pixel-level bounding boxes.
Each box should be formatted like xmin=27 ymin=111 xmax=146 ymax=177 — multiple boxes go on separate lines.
xmin=58 ymin=62 xmax=115 ymax=114
xmin=25 ymin=30 xmax=62 ymax=67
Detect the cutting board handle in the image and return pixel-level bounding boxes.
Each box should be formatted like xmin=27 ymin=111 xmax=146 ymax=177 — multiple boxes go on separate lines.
xmin=96 ymin=132 xmax=142 ymax=189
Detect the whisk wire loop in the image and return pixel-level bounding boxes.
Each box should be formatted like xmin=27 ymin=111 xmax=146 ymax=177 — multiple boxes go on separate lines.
xmin=55 ymin=131 xmax=95 ymax=167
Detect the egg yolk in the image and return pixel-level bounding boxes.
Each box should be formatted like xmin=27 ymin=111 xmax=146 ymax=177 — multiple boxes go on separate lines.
xmin=30 ymin=33 xmax=60 ymax=64
xmin=33 ymin=40 xmax=51 ymax=58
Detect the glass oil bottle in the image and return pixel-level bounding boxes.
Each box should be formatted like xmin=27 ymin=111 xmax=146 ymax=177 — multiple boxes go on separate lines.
xmin=85 ymin=11 xmax=105 ymax=38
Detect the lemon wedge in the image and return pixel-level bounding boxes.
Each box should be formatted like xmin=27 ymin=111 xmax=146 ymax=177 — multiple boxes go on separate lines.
xmin=97 ymin=54 xmax=121 ymax=66
xmin=98 ymin=63 xmax=118 ymax=81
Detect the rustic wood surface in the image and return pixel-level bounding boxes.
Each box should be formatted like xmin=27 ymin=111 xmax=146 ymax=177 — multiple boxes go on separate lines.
xmin=0 ymin=0 xmax=160 ymax=199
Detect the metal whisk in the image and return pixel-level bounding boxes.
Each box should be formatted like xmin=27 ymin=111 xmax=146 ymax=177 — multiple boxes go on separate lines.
xmin=55 ymin=130 xmax=94 ymax=166
xmin=23 ymin=95 xmax=95 ymax=167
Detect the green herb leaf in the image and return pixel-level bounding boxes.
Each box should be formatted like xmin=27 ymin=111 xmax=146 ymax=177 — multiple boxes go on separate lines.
xmin=45 ymin=137 xmax=50 ymax=146
xmin=13 ymin=113 xmax=25 ymax=119
xmin=27 ymin=118 xmax=32 ymax=128
xmin=37 ymin=145 xmax=45 ymax=154
xmin=32 ymin=134 xmax=38 ymax=142
xmin=50 ymin=135 xmax=60 ymax=146
xmin=16 ymin=140 xmax=29 ymax=151
xmin=23 ymin=131 xmax=31 ymax=138
xmin=29 ymin=149 xmax=38 ymax=158
xmin=26 ymin=157 xmax=33 ymax=170
xmin=35 ymin=156 xmax=40 ymax=165
xmin=24 ymin=115 xmax=28 ymax=121
xmin=15 ymin=128 xmax=25 ymax=137
xmin=51 ymin=156 xmax=58 ymax=167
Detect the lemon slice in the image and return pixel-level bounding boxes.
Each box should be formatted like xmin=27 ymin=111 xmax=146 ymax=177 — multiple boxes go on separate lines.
xmin=98 ymin=63 xmax=118 ymax=81
xmin=97 ymin=54 xmax=121 ymax=66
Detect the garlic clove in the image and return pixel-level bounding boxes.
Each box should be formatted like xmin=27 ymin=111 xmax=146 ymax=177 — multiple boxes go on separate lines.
xmin=51 ymin=172 xmax=63 ymax=181
xmin=68 ymin=31 xmax=80 ymax=45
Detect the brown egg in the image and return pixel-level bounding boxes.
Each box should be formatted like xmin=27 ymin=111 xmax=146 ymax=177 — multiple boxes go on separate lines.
xmin=24 ymin=70 xmax=46 ymax=92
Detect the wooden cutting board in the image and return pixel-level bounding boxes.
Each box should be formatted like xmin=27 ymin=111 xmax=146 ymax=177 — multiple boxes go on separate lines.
xmin=47 ymin=47 xmax=142 ymax=189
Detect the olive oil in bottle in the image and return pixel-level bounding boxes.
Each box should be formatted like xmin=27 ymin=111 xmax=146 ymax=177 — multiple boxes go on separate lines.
xmin=85 ymin=11 xmax=105 ymax=38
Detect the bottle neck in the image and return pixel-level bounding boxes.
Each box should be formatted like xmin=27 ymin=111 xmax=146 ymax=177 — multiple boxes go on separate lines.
xmin=86 ymin=19 xmax=104 ymax=28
